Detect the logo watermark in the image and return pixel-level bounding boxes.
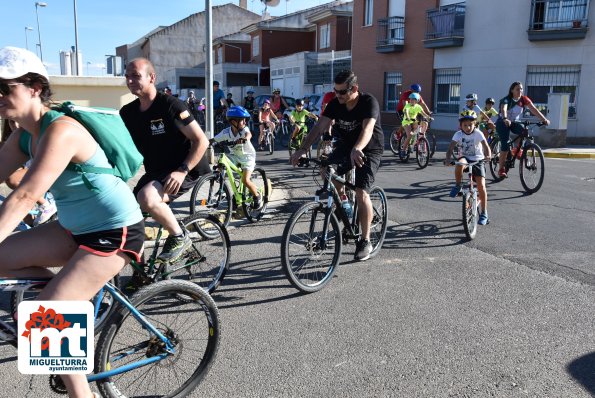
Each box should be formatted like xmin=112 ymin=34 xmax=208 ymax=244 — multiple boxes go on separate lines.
xmin=17 ymin=301 xmax=94 ymax=374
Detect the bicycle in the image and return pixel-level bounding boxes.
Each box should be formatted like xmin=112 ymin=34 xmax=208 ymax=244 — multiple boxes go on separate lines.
xmin=275 ymin=116 xmax=291 ymax=148
xmin=453 ymin=159 xmax=486 ymax=240
xmin=488 ymin=120 xmax=546 ymax=194
xmin=390 ymin=118 xmax=436 ymax=159
xmin=281 ymin=157 xmax=388 ymax=293
xmin=0 ymin=277 xmax=220 ymax=397
xmin=258 ymin=121 xmax=276 ymax=155
xmin=397 ymin=122 xmax=431 ymax=169
xmin=288 ymin=121 xmax=312 ymax=159
xmin=190 ymin=141 xmax=269 ymax=233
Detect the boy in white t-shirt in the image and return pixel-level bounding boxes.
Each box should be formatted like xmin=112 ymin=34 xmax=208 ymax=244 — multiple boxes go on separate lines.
xmin=445 ymin=110 xmax=492 ymax=225
xmin=212 ymin=106 xmax=262 ymax=209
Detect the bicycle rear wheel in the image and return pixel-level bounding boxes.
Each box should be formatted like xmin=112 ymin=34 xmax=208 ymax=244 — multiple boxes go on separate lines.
xmin=389 ymin=128 xmax=401 ymax=155
xmin=242 ymin=168 xmax=269 ymax=222
xmin=169 ymin=212 xmax=231 ymax=293
xmin=367 ymin=186 xmax=388 ymax=258
xmin=519 ymin=142 xmax=545 ymax=194
xmin=416 ymin=137 xmax=430 ymax=169
xmin=96 ymin=280 xmax=220 ymax=398
xmin=190 ymin=173 xmax=233 ymax=235
xmin=281 ymin=202 xmax=342 ymax=293
xmin=462 ymin=191 xmax=478 ymax=240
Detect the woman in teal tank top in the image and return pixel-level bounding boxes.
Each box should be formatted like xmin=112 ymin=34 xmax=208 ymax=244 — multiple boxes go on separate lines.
xmin=0 ymin=47 xmax=144 ymax=397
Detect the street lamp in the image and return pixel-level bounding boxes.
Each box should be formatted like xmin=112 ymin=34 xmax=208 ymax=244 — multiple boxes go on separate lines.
xmin=25 ymin=27 xmax=33 ymax=51
xmin=35 ymin=2 xmax=47 ymax=62
xmin=86 ymin=61 xmax=91 ymax=75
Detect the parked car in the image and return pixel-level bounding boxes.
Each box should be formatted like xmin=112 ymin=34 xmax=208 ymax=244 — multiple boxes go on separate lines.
xmin=304 ymin=94 xmax=324 ymax=116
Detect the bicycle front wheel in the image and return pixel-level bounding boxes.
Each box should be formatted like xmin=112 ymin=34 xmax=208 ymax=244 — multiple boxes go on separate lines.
xmin=416 ymin=137 xmax=430 ymax=169
xmin=398 ymin=134 xmax=410 ymax=162
xmin=190 ymin=173 xmax=233 ymax=234
xmin=462 ymin=191 xmax=478 ymax=240
xmin=519 ymin=143 xmax=545 ymax=194
xmin=489 ymin=139 xmax=502 ymax=181
xmin=242 ymin=168 xmax=269 ymax=222
xmin=281 ymin=202 xmax=342 ymax=293
xmin=174 ymin=212 xmax=231 ymax=293
xmin=389 ymin=128 xmax=401 ymax=155
xmin=267 ymin=132 xmax=275 ymax=154
xmin=96 ymin=280 xmax=220 ymax=398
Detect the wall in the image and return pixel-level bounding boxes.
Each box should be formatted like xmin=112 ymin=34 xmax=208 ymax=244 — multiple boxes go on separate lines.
xmin=49 ymin=76 xmax=136 ymax=109
xmin=352 ymin=0 xmax=437 ymax=127
xmin=431 ymin=0 xmax=595 ymax=139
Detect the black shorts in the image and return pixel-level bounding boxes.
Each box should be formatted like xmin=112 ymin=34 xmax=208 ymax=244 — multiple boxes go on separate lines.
xmin=458 ymin=157 xmax=486 ymax=178
xmin=325 ymin=146 xmax=382 ymax=192
xmin=71 ymin=220 xmax=145 ymax=262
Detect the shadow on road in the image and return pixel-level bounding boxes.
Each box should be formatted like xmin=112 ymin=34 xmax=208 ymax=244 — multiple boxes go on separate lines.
xmin=567 ymin=352 xmax=595 ymax=395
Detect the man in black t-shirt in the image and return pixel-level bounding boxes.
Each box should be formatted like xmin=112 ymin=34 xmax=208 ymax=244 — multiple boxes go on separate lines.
xmin=121 ymin=58 xmax=211 ymax=262
xmin=289 ymin=70 xmax=384 ymax=262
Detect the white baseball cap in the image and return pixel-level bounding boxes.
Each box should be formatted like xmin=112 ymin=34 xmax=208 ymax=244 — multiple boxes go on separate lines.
xmin=0 ymin=46 xmax=48 ymax=80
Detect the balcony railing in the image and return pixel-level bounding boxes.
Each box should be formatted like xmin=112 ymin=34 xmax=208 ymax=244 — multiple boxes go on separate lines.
xmin=423 ymin=2 xmax=465 ymax=49
xmin=528 ymin=0 xmax=589 ymax=41
xmin=376 ymin=16 xmax=405 ymax=53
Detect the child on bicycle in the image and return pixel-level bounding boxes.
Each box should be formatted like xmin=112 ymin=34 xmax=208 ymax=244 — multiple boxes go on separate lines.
xmin=400 ymin=92 xmax=431 ymax=157
xmin=212 ymin=106 xmax=263 ymax=209
xmin=258 ymin=99 xmax=278 ymax=150
xmin=289 ymin=98 xmax=318 ymax=149
xmin=479 ymin=97 xmax=498 ymax=139
xmin=445 ymin=110 xmax=492 ymax=225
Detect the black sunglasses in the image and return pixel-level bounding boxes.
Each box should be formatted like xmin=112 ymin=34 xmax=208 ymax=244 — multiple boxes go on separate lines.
xmin=0 ymin=82 xmax=24 ymax=96
xmin=333 ymin=86 xmax=352 ymax=95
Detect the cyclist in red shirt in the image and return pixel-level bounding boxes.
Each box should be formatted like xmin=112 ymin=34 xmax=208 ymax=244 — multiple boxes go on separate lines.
xmin=396 ymin=84 xmax=432 ymax=119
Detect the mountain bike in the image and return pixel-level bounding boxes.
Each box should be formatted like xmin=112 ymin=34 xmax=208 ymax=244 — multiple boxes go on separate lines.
xmin=454 ymin=159 xmax=486 ymax=240
xmin=190 ymin=141 xmax=269 ymax=234
xmin=281 ymin=157 xmax=388 ymax=293
xmin=397 ymin=122 xmax=431 ymax=169
xmin=390 ymin=119 xmax=436 ymax=159
xmin=258 ymin=121 xmax=276 ymax=155
xmin=0 ymin=277 xmax=220 ymax=397
xmin=488 ymin=120 xmax=546 ymax=194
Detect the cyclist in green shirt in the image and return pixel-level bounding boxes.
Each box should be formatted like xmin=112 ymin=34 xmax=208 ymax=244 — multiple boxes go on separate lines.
xmin=400 ymin=93 xmax=431 ymax=156
xmin=479 ymin=97 xmax=498 ymax=139
xmin=289 ymin=98 xmax=318 ymax=149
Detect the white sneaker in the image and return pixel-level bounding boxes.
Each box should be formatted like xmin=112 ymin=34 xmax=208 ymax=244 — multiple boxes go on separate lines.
xmin=33 ymin=199 xmax=57 ymax=227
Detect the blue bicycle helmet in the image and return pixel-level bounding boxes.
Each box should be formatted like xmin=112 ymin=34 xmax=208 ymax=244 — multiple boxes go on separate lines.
xmin=226 ymin=106 xmax=251 ymax=119
xmin=410 ymin=83 xmax=422 ymax=92
xmin=409 ymin=92 xmax=421 ymax=101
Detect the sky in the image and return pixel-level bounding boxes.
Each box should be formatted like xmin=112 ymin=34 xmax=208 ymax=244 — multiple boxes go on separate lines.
xmin=1 ymin=0 xmax=336 ymax=76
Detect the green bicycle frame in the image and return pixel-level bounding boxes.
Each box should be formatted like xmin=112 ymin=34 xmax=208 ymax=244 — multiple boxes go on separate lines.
xmin=216 ymin=152 xmax=248 ymax=206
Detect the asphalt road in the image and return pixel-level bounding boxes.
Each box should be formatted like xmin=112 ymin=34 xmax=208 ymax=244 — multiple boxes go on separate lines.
xmin=1 ymin=145 xmax=594 ymax=397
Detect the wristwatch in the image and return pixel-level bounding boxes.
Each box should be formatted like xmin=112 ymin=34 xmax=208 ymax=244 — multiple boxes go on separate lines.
xmin=178 ymin=163 xmax=190 ymax=173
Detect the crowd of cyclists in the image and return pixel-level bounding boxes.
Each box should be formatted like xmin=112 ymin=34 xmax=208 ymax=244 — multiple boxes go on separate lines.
xmin=0 ymin=45 xmax=553 ymax=397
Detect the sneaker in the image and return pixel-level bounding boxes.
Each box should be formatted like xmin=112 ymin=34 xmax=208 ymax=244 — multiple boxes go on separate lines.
xmin=498 ymin=168 xmax=508 ymax=178
xmin=251 ymin=195 xmax=262 ymax=210
xmin=32 ymin=199 xmax=57 ymax=227
xmin=354 ymin=239 xmax=372 ymax=261
xmin=158 ymin=232 xmax=192 ymax=262
xmin=478 ymin=212 xmax=489 ymax=225
xmin=449 ymin=184 xmax=462 ymax=198
xmin=400 ymin=150 xmax=407 ymax=157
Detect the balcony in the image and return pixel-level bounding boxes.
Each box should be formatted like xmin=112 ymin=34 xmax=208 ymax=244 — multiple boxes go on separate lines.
xmin=423 ymin=3 xmax=465 ymax=49
xmin=528 ymin=0 xmax=589 ymax=41
xmin=376 ymin=16 xmax=405 ymax=53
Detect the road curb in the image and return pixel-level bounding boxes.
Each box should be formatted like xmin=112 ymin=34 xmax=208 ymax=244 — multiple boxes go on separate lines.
xmin=543 ymin=152 xmax=595 ymax=159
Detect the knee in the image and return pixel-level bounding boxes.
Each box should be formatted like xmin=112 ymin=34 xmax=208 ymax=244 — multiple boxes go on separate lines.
xmin=136 ymin=187 xmax=161 ymax=211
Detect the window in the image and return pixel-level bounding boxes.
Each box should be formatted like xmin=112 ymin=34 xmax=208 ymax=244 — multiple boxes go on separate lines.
xmin=526 ymin=65 xmax=580 ymax=118
xmin=434 ymin=68 xmax=461 ymax=114
xmin=384 ymin=72 xmax=402 ymax=112
xmin=252 ymin=36 xmax=260 ymax=57
xmin=545 ymin=0 xmax=588 ymax=29
xmin=364 ymin=0 xmax=373 ymax=26
xmin=320 ymin=23 xmax=330 ymax=49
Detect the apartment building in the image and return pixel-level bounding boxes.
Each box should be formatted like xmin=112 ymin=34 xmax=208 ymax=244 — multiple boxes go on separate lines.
xmin=352 ymin=0 xmax=594 ymax=143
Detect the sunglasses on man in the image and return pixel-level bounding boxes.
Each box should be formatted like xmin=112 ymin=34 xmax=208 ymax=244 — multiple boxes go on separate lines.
xmin=333 ymin=86 xmax=353 ymax=95
xmin=0 ymin=82 xmax=24 ymax=96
